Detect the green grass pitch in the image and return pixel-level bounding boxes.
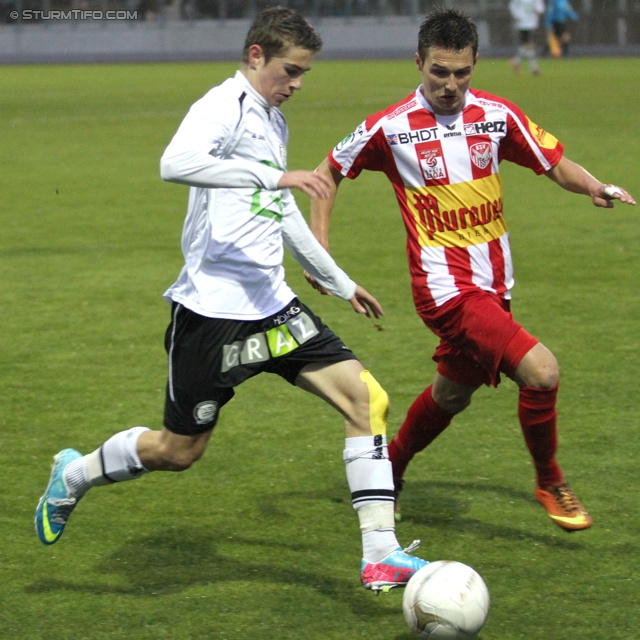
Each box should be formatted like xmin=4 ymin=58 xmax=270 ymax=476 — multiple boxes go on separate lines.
xmin=1 ymin=56 xmax=639 ymax=639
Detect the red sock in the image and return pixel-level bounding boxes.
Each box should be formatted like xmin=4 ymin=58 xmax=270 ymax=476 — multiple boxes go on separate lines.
xmin=518 ymin=384 xmax=564 ymax=488
xmin=389 ymin=385 xmax=453 ymax=480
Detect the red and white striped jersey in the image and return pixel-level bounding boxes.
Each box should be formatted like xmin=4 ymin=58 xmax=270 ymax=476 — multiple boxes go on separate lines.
xmin=329 ymin=86 xmax=564 ymax=313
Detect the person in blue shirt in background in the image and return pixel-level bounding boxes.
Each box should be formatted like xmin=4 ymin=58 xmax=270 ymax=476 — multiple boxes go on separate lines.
xmin=545 ymin=0 xmax=579 ymax=57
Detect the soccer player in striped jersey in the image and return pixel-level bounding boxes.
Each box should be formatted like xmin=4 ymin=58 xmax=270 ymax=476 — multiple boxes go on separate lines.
xmin=309 ymin=8 xmax=635 ymax=532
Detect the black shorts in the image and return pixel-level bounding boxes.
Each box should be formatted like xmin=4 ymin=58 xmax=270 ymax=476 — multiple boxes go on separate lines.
xmin=518 ymin=29 xmax=536 ymax=45
xmin=163 ymin=298 xmax=358 ymax=435
xmin=552 ymin=21 xmax=567 ymax=38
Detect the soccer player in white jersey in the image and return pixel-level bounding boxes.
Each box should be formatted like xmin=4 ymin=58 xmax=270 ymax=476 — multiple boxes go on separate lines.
xmin=509 ymin=0 xmax=545 ymax=75
xmin=34 ymin=7 xmax=427 ymax=593
xmin=309 ymin=8 xmax=635 ymax=532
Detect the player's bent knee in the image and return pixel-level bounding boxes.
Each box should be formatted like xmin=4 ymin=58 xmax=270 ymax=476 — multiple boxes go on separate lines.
xmin=530 ymin=366 xmax=559 ymax=390
xmin=540 ymin=357 xmax=559 ymax=388
xmin=173 ymin=455 xmax=197 ymax=472
xmin=154 ymin=450 xmax=189 ymax=471
xmin=521 ymin=356 xmax=559 ymax=389
xmin=442 ymin=394 xmax=472 ymax=415
xmin=360 ymin=370 xmax=389 ymax=436
xmin=432 ymin=386 xmax=473 ymax=415
xmin=156 ymin=439 xmax=207 ymax=471
xmin=515 ymin=343 xmax=559 ymax=389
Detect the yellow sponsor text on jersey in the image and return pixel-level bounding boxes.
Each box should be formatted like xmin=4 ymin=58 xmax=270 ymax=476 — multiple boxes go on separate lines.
xmin=408 ymin=173 xmax=508 ymax=248
xmin=526 ymin=118 xmax=559 ymax=150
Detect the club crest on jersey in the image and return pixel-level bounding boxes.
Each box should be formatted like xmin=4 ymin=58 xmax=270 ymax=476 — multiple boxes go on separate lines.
xmin=470 ymin=142 xmax=492 ymax=170
xmin=418 ymin=148 xmax=446 ymax=181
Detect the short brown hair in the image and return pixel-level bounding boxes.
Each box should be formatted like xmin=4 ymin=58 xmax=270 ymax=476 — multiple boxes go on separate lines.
xmin=242 ymin=6 xmax=322 ymax=64
xmin=417 ymin=7 xmax=479 ymax=61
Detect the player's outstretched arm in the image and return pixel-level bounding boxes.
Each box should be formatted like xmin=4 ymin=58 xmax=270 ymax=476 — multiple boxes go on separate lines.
xmin=277 ymin=170 xmax=332 ymax=200
xmin=349 ymin=284 xmax=384 ymax=319
xmin=305 ymin=159 xmax=345 ymax=295
xmin=309 ymin=159 xmax=344 ymax=250
xmin=546 ymin=156 xmax=636 ymax=208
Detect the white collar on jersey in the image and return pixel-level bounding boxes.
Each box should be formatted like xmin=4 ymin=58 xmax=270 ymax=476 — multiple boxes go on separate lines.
xmin=235 ymin=70 xmax=272 ymax=113
xmin=415 ymin=85 xmax=470 ymax=117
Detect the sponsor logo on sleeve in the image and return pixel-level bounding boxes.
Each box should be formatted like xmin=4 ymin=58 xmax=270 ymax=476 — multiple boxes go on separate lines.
xmin=527 ymin=118 xmax=559 ymax=149
xmin=335 ymin=133 xmax=355 ymax=151
xmin=335 ymin=124 xmax=366 ymax=152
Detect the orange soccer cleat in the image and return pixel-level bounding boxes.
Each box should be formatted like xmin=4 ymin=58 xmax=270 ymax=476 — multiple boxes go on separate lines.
xmin=535 ymin=483 xmax=593 ymax=531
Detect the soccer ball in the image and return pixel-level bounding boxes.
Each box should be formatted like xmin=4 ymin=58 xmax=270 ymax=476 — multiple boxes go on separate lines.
xmin=402 ymin=561 xmax=490 ymax=639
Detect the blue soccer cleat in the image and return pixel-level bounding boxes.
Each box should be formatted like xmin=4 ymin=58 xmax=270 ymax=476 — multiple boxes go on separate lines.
xmin=361 ymin=540 xmax=428 ymax=594
xmin=35 ymin=448 xmax=82 ymax=545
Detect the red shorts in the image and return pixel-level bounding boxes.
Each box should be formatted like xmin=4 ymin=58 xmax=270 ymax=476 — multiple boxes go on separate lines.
xmin=418 ymin=290 xmax=538 ymax=388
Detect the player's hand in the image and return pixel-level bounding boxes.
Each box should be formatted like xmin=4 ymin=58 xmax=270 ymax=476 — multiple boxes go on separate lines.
xmin=278 ymin=170 xmax=332 ymax=199
xmin=349 ymin=285 xmax=384 ymax=319
xmin=304 ymin=270 xmax=330 ymax=295
xmin=594 ymin=184 xmax=636 ymax=208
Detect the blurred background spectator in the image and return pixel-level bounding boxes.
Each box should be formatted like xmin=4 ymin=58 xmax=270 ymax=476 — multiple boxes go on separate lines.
xmin=509 ymin=0 xmax=545 ymax=74
xmin=545 ymin=0 xmax=579 ymax=57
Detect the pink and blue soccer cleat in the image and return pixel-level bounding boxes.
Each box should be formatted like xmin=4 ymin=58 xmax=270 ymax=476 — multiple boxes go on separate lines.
xmin=361 ymin=540 xmax=428 ymax=594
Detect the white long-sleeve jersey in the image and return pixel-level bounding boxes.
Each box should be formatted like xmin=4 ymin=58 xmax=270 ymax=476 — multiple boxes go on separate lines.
xmin=161 ymin=71 xmax=355 ymax=320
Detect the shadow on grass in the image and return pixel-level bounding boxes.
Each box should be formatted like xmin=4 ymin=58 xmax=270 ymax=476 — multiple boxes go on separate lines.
xmin=24 ymin=476 xmax=580 ymax=634
xmin=396 ymin=479 xmax=586 ymax=548
xmin=248 ymin=479 xmax=586 ymax=549
xmin=25 ymin=525 xmax=393 ymax=618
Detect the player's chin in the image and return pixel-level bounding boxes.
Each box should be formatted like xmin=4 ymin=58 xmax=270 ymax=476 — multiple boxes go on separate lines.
xmin=438 ymin=98 xmax=461 ymax=112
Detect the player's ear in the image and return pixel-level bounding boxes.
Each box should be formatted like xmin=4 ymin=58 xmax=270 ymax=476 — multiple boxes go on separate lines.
xmin=415 ymin=52 xmax=423 ymax=71
xmin=247 ymin=44 xmax=265 ymax=69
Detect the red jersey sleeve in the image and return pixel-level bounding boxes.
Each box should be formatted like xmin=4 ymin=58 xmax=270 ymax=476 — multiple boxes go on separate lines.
xmin=329 ymin=93 xmax=418 ymax=179
xmin=490 ymin=93 xmax=564 ymax=174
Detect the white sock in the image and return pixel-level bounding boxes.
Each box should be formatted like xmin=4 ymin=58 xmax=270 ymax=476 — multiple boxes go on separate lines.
xmin=64 ymin=426 xmax=150 ymax=498
xmin=344 ymin=435 xmax=399 ymax=562
xmin=362 ymin=529 xmax=398 ymax=564
xmin=359 ymin=503 xmax=398 ymax=563
xmin=344 ymin=435 xmax=395 ymax=508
